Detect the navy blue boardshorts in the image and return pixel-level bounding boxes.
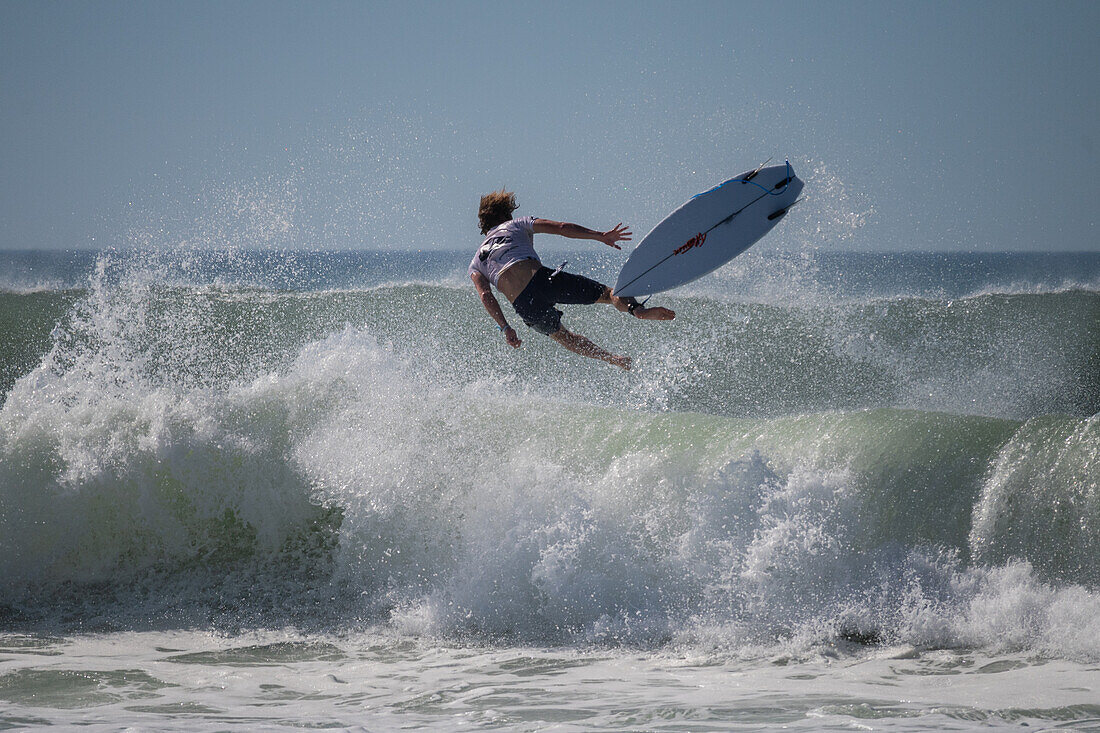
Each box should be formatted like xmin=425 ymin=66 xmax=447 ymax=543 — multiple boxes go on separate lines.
xmin=511 ymin=266 xmax=607 ymax=335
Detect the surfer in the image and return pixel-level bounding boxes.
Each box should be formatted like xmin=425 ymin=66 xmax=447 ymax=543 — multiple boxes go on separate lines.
xmin=470 ymin=189 xmax=674 ymax=370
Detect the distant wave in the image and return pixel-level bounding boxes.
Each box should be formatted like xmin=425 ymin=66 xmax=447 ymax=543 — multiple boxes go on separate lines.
xmin=4 ymin=281 xmax=1097 ymax=418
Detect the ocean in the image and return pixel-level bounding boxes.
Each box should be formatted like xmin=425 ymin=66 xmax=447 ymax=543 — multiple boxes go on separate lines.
xmin=1 ymin=246 xmax=1098 ymax=731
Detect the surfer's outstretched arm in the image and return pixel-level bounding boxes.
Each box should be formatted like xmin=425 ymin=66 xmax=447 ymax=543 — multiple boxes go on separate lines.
xmin=533 ymin=219 xmax=632 ymax=250
xmin=471 ymin=271 xmax=521 ymax=348
xmin=550 ymin=327 xmax=631 ymax=371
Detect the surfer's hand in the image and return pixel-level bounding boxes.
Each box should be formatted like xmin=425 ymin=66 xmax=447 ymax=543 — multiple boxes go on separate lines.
xmin=503 ymin=326 xmax=522 ymax=348
xmin=601 ymin=223 xmax=632 ymax=249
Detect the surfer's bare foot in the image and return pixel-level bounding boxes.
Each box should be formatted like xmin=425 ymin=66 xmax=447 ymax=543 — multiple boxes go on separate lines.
xmin=633 ymin=305 xmax=675 ymax=321
xmin=610 ymin=354 xmax=632 ymax=370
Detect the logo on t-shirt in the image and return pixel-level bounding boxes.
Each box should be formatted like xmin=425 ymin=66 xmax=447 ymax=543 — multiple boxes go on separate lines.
xmin=478 ymin=234 xmax=513 ymax=262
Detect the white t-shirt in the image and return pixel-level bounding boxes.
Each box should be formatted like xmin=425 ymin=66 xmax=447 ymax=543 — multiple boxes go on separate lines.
xmin=469 ymin=216 xmax=540 ymax=287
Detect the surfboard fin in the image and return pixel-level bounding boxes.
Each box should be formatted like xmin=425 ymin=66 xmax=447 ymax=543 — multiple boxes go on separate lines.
xmin=742 ymin=157 xmax=772 ymax=182
xmin=767 ymin=197 xmax=803 ymax=221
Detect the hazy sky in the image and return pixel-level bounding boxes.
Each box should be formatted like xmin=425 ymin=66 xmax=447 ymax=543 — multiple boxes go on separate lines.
xmin=2 ymin=0 xmax=1097 ymax=252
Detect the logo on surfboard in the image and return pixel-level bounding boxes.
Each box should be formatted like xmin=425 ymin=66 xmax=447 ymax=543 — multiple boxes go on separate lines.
xmin=673 ymin=232 xmax=706 ymax=255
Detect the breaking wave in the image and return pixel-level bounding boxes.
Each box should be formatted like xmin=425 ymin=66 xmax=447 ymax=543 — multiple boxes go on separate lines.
xmin=1 ymin=251 xmax=1097 ymax=661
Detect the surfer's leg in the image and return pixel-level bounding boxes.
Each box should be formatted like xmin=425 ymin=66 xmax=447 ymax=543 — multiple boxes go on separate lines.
xmin=550 ymin=327 xmax=632 ymax=370
xmin=600 ymin=288 xmax=676 ymax=321
xmin=544 ymin=271 xmax=674 ymax=321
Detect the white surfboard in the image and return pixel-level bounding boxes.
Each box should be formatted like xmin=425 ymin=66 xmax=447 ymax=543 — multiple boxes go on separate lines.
xmin=614 ymin=162 xmax=804 ymax=298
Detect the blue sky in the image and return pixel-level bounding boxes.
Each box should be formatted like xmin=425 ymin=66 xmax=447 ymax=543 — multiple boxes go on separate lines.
xmin=2 ymin=0 xmax=1097 ymax=252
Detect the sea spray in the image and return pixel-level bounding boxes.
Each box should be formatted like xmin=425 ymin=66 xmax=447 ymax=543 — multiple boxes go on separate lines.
xmin=0 ymin=255 xmax=329 ymax=597
xmin=970 ymin=414 xmax=1100 ymax=586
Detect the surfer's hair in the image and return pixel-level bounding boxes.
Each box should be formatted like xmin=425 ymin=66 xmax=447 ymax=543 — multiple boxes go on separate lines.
xmin=478 ymin=189 xmax=518 ymax=234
